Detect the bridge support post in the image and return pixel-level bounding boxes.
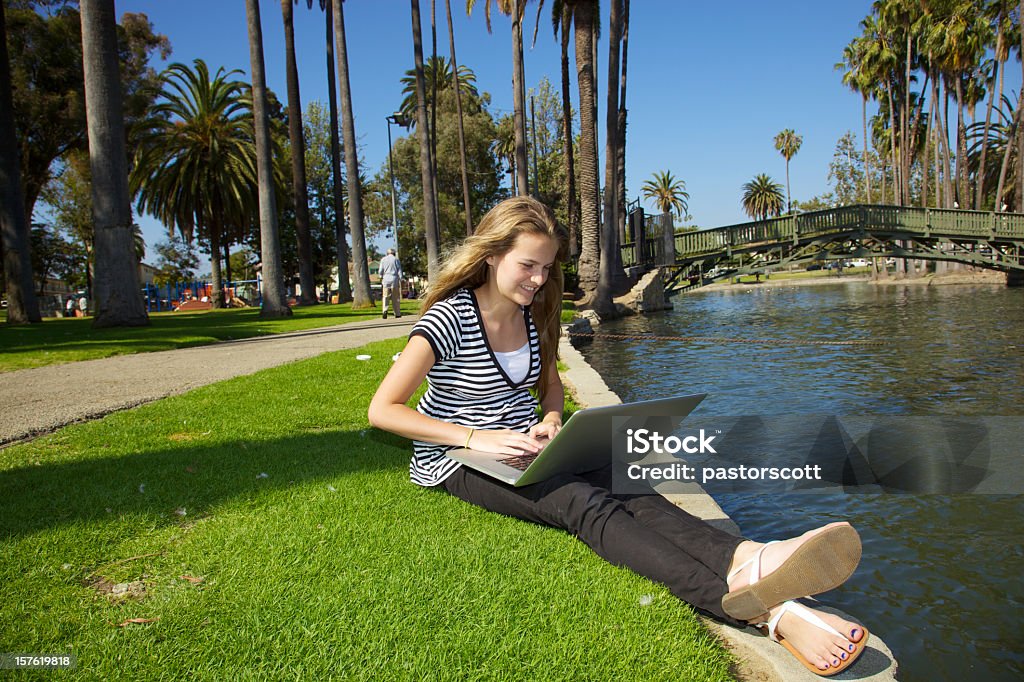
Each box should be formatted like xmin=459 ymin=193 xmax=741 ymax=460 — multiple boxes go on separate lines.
xmin=659 ymin=213 xmax=675 ymax=267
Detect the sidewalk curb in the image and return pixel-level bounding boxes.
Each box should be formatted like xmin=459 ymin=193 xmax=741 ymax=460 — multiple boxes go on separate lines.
xmin=558 ymin=332 xmax=899 ymax=682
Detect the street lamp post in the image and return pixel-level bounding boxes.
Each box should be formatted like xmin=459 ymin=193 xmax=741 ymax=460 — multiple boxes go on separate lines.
xmin=385 ymin=113 xmax=410 ymax=257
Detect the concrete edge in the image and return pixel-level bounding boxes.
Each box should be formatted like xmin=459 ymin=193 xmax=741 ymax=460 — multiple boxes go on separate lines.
xmin=558 ymin=330 xmax=899 ymax=682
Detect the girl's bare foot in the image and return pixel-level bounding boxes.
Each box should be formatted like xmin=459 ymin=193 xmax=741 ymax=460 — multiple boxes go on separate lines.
xmin=763 ymin=601 xmax=866 ymax=673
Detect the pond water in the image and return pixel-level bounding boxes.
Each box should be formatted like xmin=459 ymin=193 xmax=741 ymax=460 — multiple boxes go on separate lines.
xmin=575 ymin=279 xmax=1024 ymax=682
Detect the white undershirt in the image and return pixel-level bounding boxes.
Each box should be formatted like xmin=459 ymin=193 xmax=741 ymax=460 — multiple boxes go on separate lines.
xmin=493 ymin=341 xmax=530 ymax=384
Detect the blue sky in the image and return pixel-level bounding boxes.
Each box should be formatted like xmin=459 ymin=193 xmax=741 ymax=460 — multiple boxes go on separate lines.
xmin=112 ymin=0 xmax=1020 ymax=261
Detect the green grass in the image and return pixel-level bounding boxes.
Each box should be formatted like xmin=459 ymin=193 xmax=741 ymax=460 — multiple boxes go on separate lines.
xmin=560 ymin=300 xmax=578 ymax=324
xmin=0 ymin=300 xmax=419 ymax=373
xmin=0 ymin=338 xmax=734 ymax=680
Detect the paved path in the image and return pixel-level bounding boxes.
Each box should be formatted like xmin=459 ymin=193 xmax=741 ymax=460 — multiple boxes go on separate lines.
xmin=0 ymin=316 xmax=416 ymax=447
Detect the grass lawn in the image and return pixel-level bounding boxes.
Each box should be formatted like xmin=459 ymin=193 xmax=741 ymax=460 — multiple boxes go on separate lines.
xmin=0 ymin=338 xmax=734 ymax=680
xmin=0 ymin=300 xmax=419 ymax=374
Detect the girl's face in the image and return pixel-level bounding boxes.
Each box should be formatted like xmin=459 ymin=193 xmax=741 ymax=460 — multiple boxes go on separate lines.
xmin=486 ymin=232 xmax=559 ymax=307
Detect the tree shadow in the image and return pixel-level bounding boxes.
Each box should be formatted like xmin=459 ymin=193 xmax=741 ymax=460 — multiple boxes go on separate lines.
xmin=0 ymin=426 xmax=413 ymax=540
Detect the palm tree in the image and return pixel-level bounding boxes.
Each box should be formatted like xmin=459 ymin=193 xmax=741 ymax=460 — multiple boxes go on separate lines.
xmin=569 ymin=0 xmax=601 ymax=304
xmin=444 ymin=0 xmax=474 ymax=236
xmin=79 ymin=0 xmax=148 ymax=327
xmin=773 ymin=128 xmax=802 ymax=213
xmin=134 ymin=63 xmax=256 ymax=311
xmin=467 ymin=0 xmax=529 ymax=195
xmin=741 ymin=174 xmax=785 ymax=221
xmin=0 ymin=0 xmax=41 ymax=324
xmin=551 ymin=0 xmax=577 ymax=257
xmin=398 ymin=57 xmax=479 ymax=125
xmin=245 ymin=0 xmax=292 ymax=317
xmin=411 ymin=0 xmax=440 ymax=281
xmin=280 ymin=0 xmax=316 ymax=305
xmin=641 ymin=171 xmax=689 ymax=219
xmin=836 ymin=37 xmax=873 ymax=202
xmin=332 ymin=0 xmax=374 ymax=307
xmin=314 ymin=0 xmax=351 ymax=302
xmin=596 ymin=0 xmax=624 ymax=315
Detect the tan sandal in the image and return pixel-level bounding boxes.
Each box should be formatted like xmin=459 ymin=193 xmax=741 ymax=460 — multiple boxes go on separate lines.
xmin=722 ymin=524 xmax=861 ymax=622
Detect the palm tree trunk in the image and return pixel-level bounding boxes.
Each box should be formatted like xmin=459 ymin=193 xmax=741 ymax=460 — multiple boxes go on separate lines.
xmin=429 ymin=0 xmax=440 ymax=233
xmin=0 ymin=0 xmax=41 ymax=324
xmin=209 ymin=220 xmax=224 ymax=306
xmin=245 ymin=0 xmax=291 ymax=317
xmin=1017 ymin=0 xmax=1023 ymax=210
xmin=902 ymin=28 xmax=912 ymax=205
xmin=333 ymin=0 xmax=373 ymax=307
xmin=955 ymin=77 xmax=969 ymax=207
xmin=80 ymin=0 xmax=148 ymax=327
xmin=784 ymin=159 xmax=791 ymax=212
xmin=324 ymin=0 xmax=351 ymax=303
xmin=886 ymin=84 xmax=900 ymax=205
xmin=615 ymin=0 xmax=629 ymax=246
xmin=281 ymin=0 xmax=316 ymax=305
xmin=574 ymin=1 xmax=600 ymax=299
xmin=512 ymin=0 xmax=529 ymax=195
xmin=559 ymin=4 xmax=578 ymax=259
xmin=410 ymin=0 xmax=440 ymax=281
xmin=596 ymin=0 xmax=624 ymax=314
xmin=977 ymin=30 xmax=1003 ymax=208
xmin=862 ymin=94 xmax=872 ymax=202
xmin=445 ymin=0 xmax=473 ymax=236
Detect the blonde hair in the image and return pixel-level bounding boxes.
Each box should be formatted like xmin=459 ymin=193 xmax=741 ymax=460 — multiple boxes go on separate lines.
xmin=423 ymin=196 xmax=568 ymax=401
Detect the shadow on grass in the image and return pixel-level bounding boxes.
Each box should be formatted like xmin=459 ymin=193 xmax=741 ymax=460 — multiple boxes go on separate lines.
xmin=0 ymin=427 xmax=413 ymax=540
xmin=0 ymin=304 xmax=412 ymax=358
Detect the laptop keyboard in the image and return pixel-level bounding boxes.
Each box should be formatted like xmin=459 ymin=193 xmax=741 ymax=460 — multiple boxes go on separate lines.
xmin=497 ymin=452 xmax=540 ymax=471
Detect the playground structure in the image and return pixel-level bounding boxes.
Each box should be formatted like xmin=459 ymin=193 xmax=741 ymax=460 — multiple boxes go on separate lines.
xmin=142 ymin=279 xmax=261 ymax=312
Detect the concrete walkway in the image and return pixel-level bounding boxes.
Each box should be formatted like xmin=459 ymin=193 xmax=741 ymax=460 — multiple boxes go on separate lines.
xmin=0 ymin=316 xmax=416 ymax=447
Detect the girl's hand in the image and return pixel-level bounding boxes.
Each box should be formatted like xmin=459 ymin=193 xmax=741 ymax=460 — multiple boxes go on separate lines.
xmin=528 ymin=420 xmax=561 ymax=442
xmin=468 ymin=429 xmax=545 ymax=455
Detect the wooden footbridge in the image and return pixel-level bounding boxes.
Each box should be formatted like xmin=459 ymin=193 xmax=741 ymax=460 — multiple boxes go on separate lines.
xmin=620 ymin=204 xmax=1024 ymax=295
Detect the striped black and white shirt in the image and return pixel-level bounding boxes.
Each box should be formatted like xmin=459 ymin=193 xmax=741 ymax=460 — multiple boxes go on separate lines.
xmin=408 ymin=288 xmax=542 ymax=487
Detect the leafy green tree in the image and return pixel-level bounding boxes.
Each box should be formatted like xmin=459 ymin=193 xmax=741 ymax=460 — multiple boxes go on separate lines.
xmin=152 ymin=236 xmax=199 ymax=287
xmin=5 ymin=2 xmax=169 ymax=234
xmin=641 ymin=170 xmax=689 ymax=219
xmin=30 ymin=222 xmax=79 ymax=296
xmin=741 ymin=173 xmax=785 ymax=221
xmin=467 ymin=0 xmax=531 ymax=196
xmin=367 ymin=86 xmax=503 ymax=277
xmin=774 ymin=128 xmax=802 ymax=213
xmin=131 ymin=60 xmax=257 ymax=310
xmin=303 ymin=100 xmax=342 ymax=294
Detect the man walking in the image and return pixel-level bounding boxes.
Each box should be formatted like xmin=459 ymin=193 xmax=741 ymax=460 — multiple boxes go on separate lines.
xmin=379 ymin=248 xmax=403 ymax=319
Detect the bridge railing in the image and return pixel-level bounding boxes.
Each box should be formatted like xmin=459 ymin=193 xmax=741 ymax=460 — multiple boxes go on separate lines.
xmin=622 ymin=203 xmax=1024 ymax=268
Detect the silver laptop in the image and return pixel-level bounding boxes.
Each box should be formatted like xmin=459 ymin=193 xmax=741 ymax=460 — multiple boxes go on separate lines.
xmin=446 ymin=394 xmax=706 ymax=487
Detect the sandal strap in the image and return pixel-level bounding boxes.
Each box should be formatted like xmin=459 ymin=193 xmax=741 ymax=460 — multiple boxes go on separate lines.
xmin=727 ymin=540 xmax=779 ymax=585
xmin=765 ymin=600 xmax=844 ymax=643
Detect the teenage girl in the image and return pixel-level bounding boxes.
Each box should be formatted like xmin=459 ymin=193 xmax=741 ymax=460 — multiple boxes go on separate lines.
xmin=369 ymin=196 xmax=869 ymax=676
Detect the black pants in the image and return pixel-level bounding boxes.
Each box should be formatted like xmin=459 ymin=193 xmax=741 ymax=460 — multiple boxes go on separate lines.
xmin=439 ymin=464 xmax=747 ymax=625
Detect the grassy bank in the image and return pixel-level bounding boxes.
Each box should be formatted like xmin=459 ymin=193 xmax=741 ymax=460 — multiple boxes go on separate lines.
xmin=0 ymin=338 xmax=734 ymax=680
xmin=0 ymin=301 xmax=418 ymax=373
